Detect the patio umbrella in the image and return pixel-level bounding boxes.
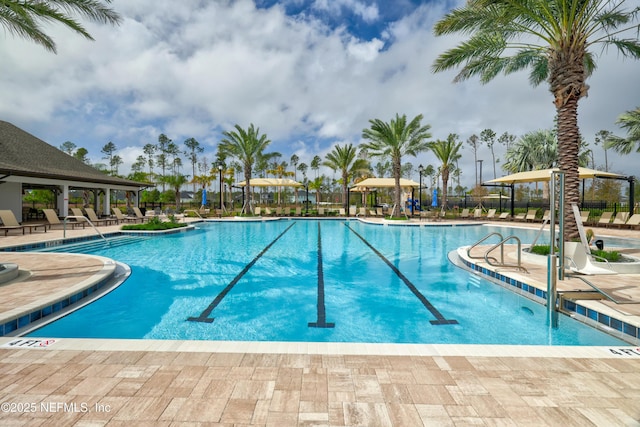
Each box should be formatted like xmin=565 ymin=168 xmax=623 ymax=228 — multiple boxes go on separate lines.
xmin=201 ymin=188 xmax=207 ymax=207
xmin=432 ymin=189 xmax=438 ymax=207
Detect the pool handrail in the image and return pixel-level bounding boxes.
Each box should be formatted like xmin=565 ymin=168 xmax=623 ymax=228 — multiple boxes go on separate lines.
xmin=467 ymin=232 xmax=504 ymax=260
xmin=484 ymin=235 xmax=528 ymax=272
xmin=63 ymin=215 xmax=109 ymax=244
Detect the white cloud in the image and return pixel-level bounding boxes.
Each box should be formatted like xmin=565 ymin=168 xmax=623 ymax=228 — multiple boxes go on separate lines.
xmin=1 ymin=0 xmax=638 ymax=189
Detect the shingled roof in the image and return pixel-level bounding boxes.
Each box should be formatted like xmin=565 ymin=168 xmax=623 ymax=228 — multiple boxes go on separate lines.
xmin=0 ymin=121 xmax=147 ymax=187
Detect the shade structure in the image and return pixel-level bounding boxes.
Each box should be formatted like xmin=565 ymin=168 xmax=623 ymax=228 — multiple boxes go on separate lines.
xmin=351 ymin=177 xmax=420 ymax=190
xmin=485 ymin=167 xmax=625 ymax=185
xmin=236 ymin=178 xmax=304 ymax=187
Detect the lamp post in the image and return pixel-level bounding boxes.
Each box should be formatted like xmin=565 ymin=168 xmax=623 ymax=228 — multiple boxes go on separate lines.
xmin=217 ymin=160 xmax=224 ymax=216
xmin=477 ymin=159 xmax=484 ymax=185
xmin=304 ymin=179 xmax=309 ymax=216
xmin=418 ymin=164 xmax=424 ymax=212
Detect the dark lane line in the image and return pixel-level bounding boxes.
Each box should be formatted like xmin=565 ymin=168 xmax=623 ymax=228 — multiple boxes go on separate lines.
xmin=309 ymin=222 xmax=334 ymax=328
xmin=344 ymin=223 xmax=458 ymax=325
xmin=188 ymin=222 xmax=296 ymax=323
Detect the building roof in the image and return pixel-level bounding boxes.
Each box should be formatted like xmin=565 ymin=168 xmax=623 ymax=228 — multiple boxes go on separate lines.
xmin=0 ymin=121 xmax=147 ymax=188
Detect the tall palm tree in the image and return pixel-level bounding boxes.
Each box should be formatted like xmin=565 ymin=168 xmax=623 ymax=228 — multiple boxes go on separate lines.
xmin=607 ymin=107 xmax=640 ymax=154
xmin=322 ymin=144 xmax=370 ymax=211
xmin=1 ymin=0 xmax=121 ymax=53
xmin=219 ymin=124 xmax=270 ymax=214
xmin=503 ymin=130 xmax=557 ymax=174
xmin=361 ymin=114 xmax=432 ymax=217
xmin=427 ymin=134 xmax=463 ymax=211
xmin=433 ymin=0 xmax=640 ymax=240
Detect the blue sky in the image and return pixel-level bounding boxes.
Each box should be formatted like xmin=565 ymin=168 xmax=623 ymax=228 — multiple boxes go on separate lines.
xmin=1 ymin=0 xmax=638 ymax=187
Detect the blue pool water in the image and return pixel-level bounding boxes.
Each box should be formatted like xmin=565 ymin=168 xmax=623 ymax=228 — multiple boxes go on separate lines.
xmin=28 ymin=220 xmax=626 ymax=345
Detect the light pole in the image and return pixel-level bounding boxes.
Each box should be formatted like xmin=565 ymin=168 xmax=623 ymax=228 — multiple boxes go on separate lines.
xmin=217 ymin=160 xmax=224 ymax=216
xmin=418 ymin=164 xmax=424 ymax=212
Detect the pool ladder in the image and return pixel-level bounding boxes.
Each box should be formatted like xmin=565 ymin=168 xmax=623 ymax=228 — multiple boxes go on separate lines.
xmin=467 ymin=232 xmax=528 ymax=273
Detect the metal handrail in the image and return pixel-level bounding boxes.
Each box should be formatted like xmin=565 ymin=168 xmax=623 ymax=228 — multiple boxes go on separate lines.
xmin=467 ymin=232 xmax=504 ymax=259
xmin=484 ymin=235 xmax=528 ymax=272
xmin=559 ymin=275 xmax=621 ymax=304
xmin=63 ymin=215 xmax=108 ymax=244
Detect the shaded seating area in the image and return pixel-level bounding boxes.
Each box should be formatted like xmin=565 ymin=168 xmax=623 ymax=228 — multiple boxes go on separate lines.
xmin=0 ymin=210 xmax=47 ymax=236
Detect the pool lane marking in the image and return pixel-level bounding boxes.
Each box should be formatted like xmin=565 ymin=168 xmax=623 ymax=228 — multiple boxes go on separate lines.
xmin=187 ymin=222 xmax=296 ymax=323
xmin=344 ymin=224 xmax=458 ymax=325
xmin=309 ymin=222 xmax=335 ymax=328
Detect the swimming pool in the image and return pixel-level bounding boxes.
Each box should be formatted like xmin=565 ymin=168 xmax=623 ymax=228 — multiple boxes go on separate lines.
xmin=28 ymin=220 xmax=626 ymax=345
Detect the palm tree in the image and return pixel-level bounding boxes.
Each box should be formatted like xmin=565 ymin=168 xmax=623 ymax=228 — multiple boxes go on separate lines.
xmin=322 ymin=144 xmax=370 ymax=211
xmin=607 ymin=107 xmax=640 ymax=154
xmin=219 ymin=124 xmax=270 ymax=214
xmin=311 ymin=155 xmax=322 ymax=179
xmin=1 ymin=0 xmax=121 ymax=53
xmin=158 ymin=174 xmax=189 ymax=211
xmin=433 ymin=0 xmax=640 ymax=240
xmin=427 ymin=134 xmax=463 ymax=212
xmin=361 ymin=114 xmax=432 ymax=217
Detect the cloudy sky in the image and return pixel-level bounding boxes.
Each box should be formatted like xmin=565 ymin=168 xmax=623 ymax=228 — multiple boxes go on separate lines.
xmin=1 ymin=0 xmax=638 ymax=188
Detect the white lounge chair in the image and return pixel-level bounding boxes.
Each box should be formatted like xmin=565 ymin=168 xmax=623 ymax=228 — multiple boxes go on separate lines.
xmin=564 ymin=242 xmax=616 ymax=275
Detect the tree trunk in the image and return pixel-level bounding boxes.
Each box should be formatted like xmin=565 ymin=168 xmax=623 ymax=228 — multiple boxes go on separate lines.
xmin=550 ymin=45 xmax=587 ymax=241
xmin=393 ymin=157 xmax=402 ymax=217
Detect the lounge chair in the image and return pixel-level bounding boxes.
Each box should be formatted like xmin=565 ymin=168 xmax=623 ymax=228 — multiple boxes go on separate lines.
xmin=0 ymin=210 xmax=46 ymax=235
xmin=564 ymin=242 xmax=616 ymax=275
xmin=525 ymin=209 xmax=538 ymax=222
xmin=254 ymin=207 xmax=261 ymax=216
xmin=112 ymin=207 xmax=138 ymax=223
xmin=514 ymin=212 xmax=526 ymax=221
xmin=318 ymin=207 xmax=325 ymax=216
xmin=623 ymin=213 xmax=640 ymax=229
xmin=460 ymin=208 xmax=470 ymax=219
xmin=473 ymin=208 xmax=482 ymax=219
xmin=541 ymin=210 xmax=550 ymax=222
xmin=610 ymin=212 xmax=630 ymax=228
xmin=597 ymin=211 xmax=613 ymax=227
xmin=580 ymin=210 xmax=590 ymax=224
xmin=84 ymin=207 xmax=117 ymax=226
xmin=376 ymin=207 xmax=383 ymax=217
xmin=43 ymin=208 xmax=85 ymax=229
xmin=339 ymin=208 xmax=346 ymax=216
xmin=349 ymin=207 xmax=357 ymax=216
xmin=486 ymin=209 xmax=496 ymax=220
xmin=265 ymin=207 xmax=273 ymax=216
xmin=295 ymin=207 xmax=302 ymax=216
xmin=275 ymin=207 xmax=282 ymax=216
xmin=132 ymin=207 xmax=149 ymax=222
xmin=357 ymin=207 xmax=366 ymax=217
xmin=498 ymin=212 xmax=510 ymax=220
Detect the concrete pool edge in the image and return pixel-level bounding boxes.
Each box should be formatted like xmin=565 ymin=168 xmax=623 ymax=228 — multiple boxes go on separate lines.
xmin=1 ymin=337 xmax=639 ymax=358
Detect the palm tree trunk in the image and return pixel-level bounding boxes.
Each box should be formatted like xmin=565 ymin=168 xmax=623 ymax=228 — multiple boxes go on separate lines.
xmin=393 ymin=158 xmax=402 ymax=217
xmin=556 ymin=97 xmax=581 ymax=240
xmin=550 ymin=47 xmax=586 ymax=241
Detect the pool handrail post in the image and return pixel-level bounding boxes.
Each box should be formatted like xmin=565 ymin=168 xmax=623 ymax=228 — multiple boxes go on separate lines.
xmin=547 ymin=253 xmax=558 ymax=327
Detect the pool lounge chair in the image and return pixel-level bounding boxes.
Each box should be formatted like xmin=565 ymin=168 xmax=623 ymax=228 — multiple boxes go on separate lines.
xmin=132 ymin=207 xmax=149 ymax=222
xmin=295 ymin=207 xmax=302 ymax=216
xmin=0 ymin=210 xmax=46 ymax=235
xmin=43 ymin=208 xmax=85 ymax=229
xmin=514 ymin=212 xmax=526 ymax=221
xmin=610 ymin=211 xmax=630 ymax=228
xmin=580 ymin=210 xmax=590 ymax=224
xmin=485 ymin=209 xmax=496 ymax=220
xmin=525 ymin=209 xmax=538 ymax=222
xmin=460 ymin=208 xmax=470 ymax=219
xmin=596 ymin=211 xmax=613 ymax=227
xmin=339 ymin=208 xmax=346 ymax=216
xmin=564 ymin=242 xmax=616 ymax=275
xmin=473 ymin=208 xmax=482 ymax=219
xmin=318 ymin=207 xmax=325 ymax=216
xmin=622 ymin=213 xmax=640 ymax=229
xmin=84 ymin=207 xmax=117 ymax=226
xmin=112 ymin=207 xmax=139 ymax=223
xmin=498 ymin=212 xmax=510 ymax=220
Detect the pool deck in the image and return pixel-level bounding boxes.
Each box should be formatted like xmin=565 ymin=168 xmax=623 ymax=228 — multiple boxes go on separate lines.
xmin=0 ymin=218 xmax=639 ymax=425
